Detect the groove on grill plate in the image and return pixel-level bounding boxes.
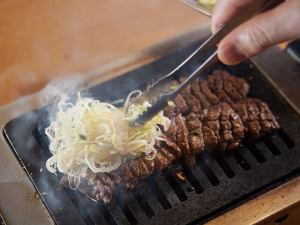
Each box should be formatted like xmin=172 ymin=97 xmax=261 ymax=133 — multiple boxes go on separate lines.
xmin=151 ymin=174 xmax=181 ymax=206
xmin=262 ymin=135 xmax=281 ymax=156
xmin=133 ymin=190 xmax=155 ymax=217
xmin=66 ymin=190 xmax=95 ymax=225
xmin=98 ymin=204 xmax=118 ymax=225
xmin=232 ymin=151 xmax=251 ymax=171
xmin=125 ymin=193 xmax=149 ymax=223
xmin=117 ymin=197 xmax=138 ymax=225
xmin=140 ymin=185 xmax=165 ymax=213
xmin=245 ymin=141 xmax=266 ymax=163
xmin=197 ymin=156 xmax=220 ymax=186
xmin=81 ymin=196 xmax=107 ymax=225
xmin=212 ymin=151 xmax=235 ymax=178
xmin=106 ymin=202 xmax=131 ymax=225
xmin=181 ymin=161 xmax=204 ymax=194
xmin=164 ymin=172 xmax=188 ymax=201
xmin=147 ymin=177 xmax=172 ymax=210
xmin=277 ymin=129 xmax=295 ymax=149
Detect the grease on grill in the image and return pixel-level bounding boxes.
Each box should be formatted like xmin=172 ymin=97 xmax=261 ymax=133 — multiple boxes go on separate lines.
xmin=175 ymin=171 xmax=186 ymax=182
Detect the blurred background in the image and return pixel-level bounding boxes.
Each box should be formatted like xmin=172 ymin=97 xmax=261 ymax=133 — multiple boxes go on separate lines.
xmin=0 ymin=0 xmax=211 ymax=106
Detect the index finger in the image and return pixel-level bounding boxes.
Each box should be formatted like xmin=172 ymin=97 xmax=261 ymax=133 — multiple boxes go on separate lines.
xmin=211 ymin=0 xmax=255 ymax=32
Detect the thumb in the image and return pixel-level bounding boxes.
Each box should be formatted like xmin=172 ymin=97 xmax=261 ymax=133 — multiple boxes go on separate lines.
xmin=218 ymin=0 xmax=300 ymax=65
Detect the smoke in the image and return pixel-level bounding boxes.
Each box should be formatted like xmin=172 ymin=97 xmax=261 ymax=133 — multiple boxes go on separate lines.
xmin=38 ymin=74 xmax=89 ymax=125
xmin=40 ymin=74 xmax=87 ymax=105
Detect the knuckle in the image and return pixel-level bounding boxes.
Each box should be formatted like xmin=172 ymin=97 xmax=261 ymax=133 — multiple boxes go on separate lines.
xmin=239 ymin=21 xmax=273 ymax=56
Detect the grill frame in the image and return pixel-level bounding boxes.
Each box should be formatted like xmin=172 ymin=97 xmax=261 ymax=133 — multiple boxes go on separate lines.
xmin=3 ymin=41 xmax=300 ymax=225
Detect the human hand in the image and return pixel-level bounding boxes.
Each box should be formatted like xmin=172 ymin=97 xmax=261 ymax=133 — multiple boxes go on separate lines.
xmin=211 ymin=0 xmax=300 ymax=65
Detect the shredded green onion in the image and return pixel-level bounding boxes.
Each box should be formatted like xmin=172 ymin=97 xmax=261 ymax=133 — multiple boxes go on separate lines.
xmin=45 ymin=91 xmax=170 ymax=185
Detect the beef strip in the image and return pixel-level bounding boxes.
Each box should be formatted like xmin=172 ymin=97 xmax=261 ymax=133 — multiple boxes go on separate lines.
xmin=59 ymin=69 xmax=278 ymax=203
xmin=61 ymin=98 xmax=279 ymax=203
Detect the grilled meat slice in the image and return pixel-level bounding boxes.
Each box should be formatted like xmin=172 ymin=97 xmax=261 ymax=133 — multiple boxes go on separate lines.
xmin=129 ymin=158 xmax=151 ymax=180
xmin=181 ymin=85 xmax=202 ymax=113
xmin=172 ymin=71 xmax=248 ymax=114
xmin=123 ymin=99 xmax=276 ymax=185
xmin=233 ymin=98 xmax=279 ymax=138
xmin=153 ymin=151 xmax=170 ymax=171
xmin=162 ymin=137 xmax=182 ymax=158
xmin=61 ymin=98 xmax=279 ymax=203
xmin=186 ymin=113 xmax=205 ymax=155
xmin=207 ymin=70 xmax=249 ymax=103
xmin=61 ymin=171 xmax=121 ymax=203
xmin=175 ymin=114 xmax=190 ymax=157
xmin=174 ymin=94 xmax=189 ymax=114
xmin=191 ymin=80 xmax=211 ymax=108
xmin=60 ymin=98 xmax=279 ymax=203
xmin=143 ymin=158 xmax=155 ymax=174
xmin=163 ymin=105 xmax=179 ymax=119
xmin=160 ymin=147 xmax=176 ymax=161
xmin=189 ymin=134 xmax=205 ymax=154
xmin=199 ymin=79 xmax=220 ymax=104
xmin=186 ymin=113 xmax=202 ymax=130
xmin=164 ymin=118 xmax=178 ymax=142
xmin=122 ymin=163 xmax=136 ymax=189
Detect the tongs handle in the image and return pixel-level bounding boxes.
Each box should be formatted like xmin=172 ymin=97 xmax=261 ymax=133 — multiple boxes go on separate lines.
xmin=132 ymin=0 xmax=284 ymax=127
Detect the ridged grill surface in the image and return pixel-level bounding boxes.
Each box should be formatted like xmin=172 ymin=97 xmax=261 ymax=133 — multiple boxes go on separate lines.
xmin=3 ymin=41 xmax=300 ymax=225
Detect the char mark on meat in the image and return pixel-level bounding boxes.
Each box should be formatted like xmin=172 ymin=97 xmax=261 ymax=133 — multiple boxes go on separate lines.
xmin=61 ymin=171 xmax=121 ymax=203
xmin=233 ymin=98 xmax=279 ymax=138
xmin=207 ymin=70 xmax=249 ymax=103
xmin=191 ymin=80 xmax=211 ymax=108
xmin=170 ymin=71 xmax=248 ymax=114
xmin=175 ymin=114 xmax=190 ymax=157
xmin=174 ymin=94 xmax=189 ymax=114
xmin=180 ymin=84 xmax=202 ymax=113
xmin=199 ymin=79 xmax=220 ymax=104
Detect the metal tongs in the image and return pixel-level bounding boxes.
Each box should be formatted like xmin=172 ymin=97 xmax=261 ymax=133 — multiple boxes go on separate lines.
xmin=132 ymin=0 xmax=283 ymax=127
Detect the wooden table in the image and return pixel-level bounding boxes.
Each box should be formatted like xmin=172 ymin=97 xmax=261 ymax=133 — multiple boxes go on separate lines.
xmin=0 ymin=0 xmax=208 ymax=106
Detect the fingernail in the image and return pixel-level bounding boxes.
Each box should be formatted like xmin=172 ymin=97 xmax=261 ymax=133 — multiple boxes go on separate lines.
xmin=218 ymin=43 xmax=247 ymax=65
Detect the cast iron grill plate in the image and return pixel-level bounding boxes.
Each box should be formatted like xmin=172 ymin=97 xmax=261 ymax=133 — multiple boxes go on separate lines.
xmin=3 ymin=42 xmax=300 ymax=225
